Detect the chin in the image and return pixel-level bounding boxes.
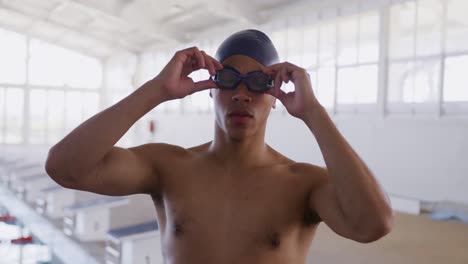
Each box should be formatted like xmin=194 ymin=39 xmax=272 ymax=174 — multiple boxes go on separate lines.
xmin=226 ymin=129 xmax=254 ymax=141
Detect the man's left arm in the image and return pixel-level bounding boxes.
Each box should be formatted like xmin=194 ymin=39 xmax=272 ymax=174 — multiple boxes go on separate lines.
xmin=264 ymin=62 xmax=394 ymax=243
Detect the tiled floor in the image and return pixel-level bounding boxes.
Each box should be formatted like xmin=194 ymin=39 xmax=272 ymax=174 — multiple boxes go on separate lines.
xmin=307 ymin=212 xmax=468 ymax=264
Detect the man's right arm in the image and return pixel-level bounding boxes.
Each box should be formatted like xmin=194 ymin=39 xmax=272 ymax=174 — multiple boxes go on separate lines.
xmin=45 ymin=47 xmax=222 ymax=196
xmin=45 ymin=81 xmax=166 ymax=195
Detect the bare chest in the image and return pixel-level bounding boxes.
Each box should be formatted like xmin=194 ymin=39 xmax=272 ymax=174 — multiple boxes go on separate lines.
xmin=152 ymin=161 xmax=320 ymax=259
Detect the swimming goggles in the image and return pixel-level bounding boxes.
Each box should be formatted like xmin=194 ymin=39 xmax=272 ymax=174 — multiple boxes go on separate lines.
xmin=210 ymin=66 xmax=274 ymax=93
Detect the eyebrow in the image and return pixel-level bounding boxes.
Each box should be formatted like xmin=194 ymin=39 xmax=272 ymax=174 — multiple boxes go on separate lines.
xmin=222 ymin=64 xmax=263 ymax=75
xmin=222 ymin=64 xmax=241 ymax=74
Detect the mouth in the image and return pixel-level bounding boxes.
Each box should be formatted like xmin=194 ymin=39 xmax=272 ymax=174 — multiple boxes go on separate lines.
xmin=227 ymin=110 xmax=254 ymax=123
xmin=228 ymin=110 xmax=254 ymax=118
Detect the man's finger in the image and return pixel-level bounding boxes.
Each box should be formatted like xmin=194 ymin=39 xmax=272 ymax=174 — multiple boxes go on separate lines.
xmin=285 ymin=61 xmax=300 ymax=69
xmin=204 ymin=53 xmax=223 ymax=70
xmin=266 ymin=86 xmax=287 ymax=103
xmin=210 ymin=56 xmax=223 ymax=70
xmin=194 ymin=79 xmax=217 ymax=92
xmin=186 ymin=46 xmax=205 ymax=69
xmin=273 ymin=70 xmax=282 ymax=91
xmin=281 ymin=67 xmax=290 ymax=83
xmin=201 ymin=51 xmax=215 ymax=75
xmin=263 ymin=62 xmax=285 ymax=73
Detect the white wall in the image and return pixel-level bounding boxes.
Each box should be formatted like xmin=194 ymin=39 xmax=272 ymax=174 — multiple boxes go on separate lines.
xmin=334 ymin=116 xmax=468 ymax=204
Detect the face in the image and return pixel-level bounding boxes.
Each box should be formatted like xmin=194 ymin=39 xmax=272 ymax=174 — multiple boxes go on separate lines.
xmin=210 ymin=55 xmax=276 ymax=140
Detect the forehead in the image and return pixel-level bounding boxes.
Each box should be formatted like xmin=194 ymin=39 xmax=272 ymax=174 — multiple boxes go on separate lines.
xmin=221 ymin=55 xmax=265 ymax=74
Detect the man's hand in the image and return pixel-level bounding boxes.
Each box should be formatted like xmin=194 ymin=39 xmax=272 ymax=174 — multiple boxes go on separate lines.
xmin=153 ymin=46 xmax=223 ymax=102
xmin=263 ymin=62 xmax=321 ymax=120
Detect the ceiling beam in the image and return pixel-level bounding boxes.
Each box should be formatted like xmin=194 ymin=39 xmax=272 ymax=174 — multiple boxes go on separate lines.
xmin=63 ymin=0 xmax=170 ymax=42
xmin=209 ymin=0 xmax=264 ymax=25
xmin=0 ymin=20 xmax=112 ymax=58
xmin=0 ymin=3 xmax=136 ymax=54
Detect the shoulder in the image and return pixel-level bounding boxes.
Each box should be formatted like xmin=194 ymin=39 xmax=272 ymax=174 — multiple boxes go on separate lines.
xmin=127 ymin=143 xmax=196 ymax=166
xmin=266 ymin=146 xmax=328 ymax=185
xmin=128 ymin=141 xmax=222 ymax=166
xmin=129 ymin=142 xmax=190 ymax=155
xmin=127 ymin=143 xmax=201 ymax=187
xmin=289 ymin=162 xmax=327 ymax=178
xmin=283 ymin=162 xmax=329 ymax=192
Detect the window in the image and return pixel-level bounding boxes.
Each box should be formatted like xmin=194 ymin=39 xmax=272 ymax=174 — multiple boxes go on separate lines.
xmin=388 ymin=59 xmax=440 ymax=104
xmin=187 ymin=70 xmax=212 ymax=113
xmin=29 ymin=39 xmax=102 ymax=89
xmin=302 ymin=24 xmax=319 ymax=69
xmin=389 ymin=1 xmax=417 ymax=60
xmin=416 ymin=0 xmax=444 ymax=56
xmin=319 ymin=22 xmax=337 ymax=66
xmin=444 ymin=55 xmax=468 ymax=102
xmin=338 ymin=16 xmax=358 ymax=65
xmin=446 ymin=0 xmax=468 ymax=53
xmin=387 ymin=0 xmax=468 ymax=110
xmin=5 ymin=88 xmax=24 ymax=144
xmin=0 ymin=26 xmax=104 ymax=145
xmin=0 ymin=88 xmax=4 ymax=141
xmin=66 ymin=53 xmax=102 ymax=89
xmin=443 ymin=0 xmax=468 ymax=109
xmin=316 ymin=67 xmax=336 ymax=108
xmin=28 ymin=89 xmax=97 ymax=144
xmin=0 ymin=28 xmax=27 ymax=84
xmin=271 ymin=25 xmax=287 ymax=61
xmin=29 ymin=89 xmax=47 ymax=144
xmin=359 ymin=12 xmax=380 ymax=63
xmin=63 ymin=90 xmax=100 ymax=135
xmin=412 ymin=60 xmax=441 ymax=103
xmin=336 ymin=11 xmax=380 ymax=107
xmin=105 ymin=55 xmax=135 ymax=91
xmin=82 ymin=92 xmax=99 ymax=120
xmin=387 ymin=0 xmax=451 ymax=112
xmin=338 ymin=65 xmax=378 ymax=104
xmin=388 ymin=61 xmax=413 ymax=104
xmin=135 ymin=52 xmax=158 ymax=87
xmin=301 ymin=20 xmax=338 ymax=109
xmin=286 ymin=17 xmax=303 ymax=66
xmin=47 ymin=90 xmax=65 ymax=144
xmin=65 ymin=91 xmax=83 ymax=133
xmin=102 ymin=52 xmax=136 ymax=123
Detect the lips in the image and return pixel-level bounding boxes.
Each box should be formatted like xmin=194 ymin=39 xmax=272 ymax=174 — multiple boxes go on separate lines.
xmin=228 ymin=110 xmax=254 ymax=118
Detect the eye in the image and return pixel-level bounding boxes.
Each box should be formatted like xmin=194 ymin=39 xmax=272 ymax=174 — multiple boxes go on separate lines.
xmin=249 ymin=73 xmax=270 ymax=86
xmin=218 ymin=70 xmax=238 ymax=86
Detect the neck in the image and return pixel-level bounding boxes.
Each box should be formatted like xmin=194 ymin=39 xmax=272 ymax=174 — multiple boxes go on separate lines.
xmin=208 ymin=123 xmax=270 ymax=169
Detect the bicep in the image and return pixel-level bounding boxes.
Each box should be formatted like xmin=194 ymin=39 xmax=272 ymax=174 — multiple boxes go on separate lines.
xmin=73 ymin=144 xmax=158 ymax=196
xmin=309 ymin=167 xmax=357 ymax=241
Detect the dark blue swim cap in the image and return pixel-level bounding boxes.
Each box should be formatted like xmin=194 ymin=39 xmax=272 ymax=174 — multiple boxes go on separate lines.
xmin=215 ymin=29 xmax=280 ymax=66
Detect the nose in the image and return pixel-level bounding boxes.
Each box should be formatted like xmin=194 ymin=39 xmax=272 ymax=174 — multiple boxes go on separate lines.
xmin=231 ymin=83 xmax=252 ymax=103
